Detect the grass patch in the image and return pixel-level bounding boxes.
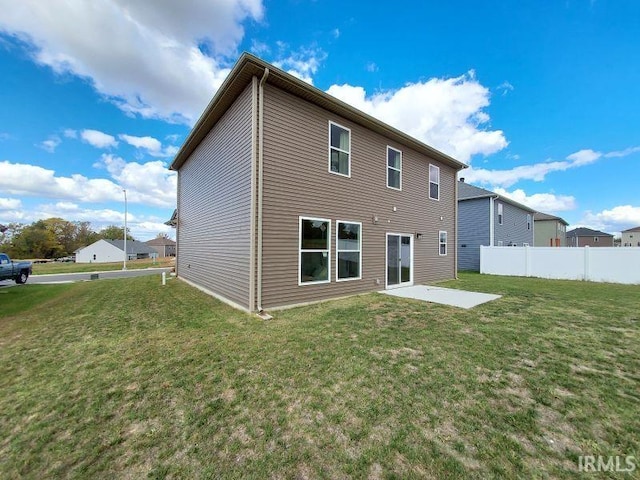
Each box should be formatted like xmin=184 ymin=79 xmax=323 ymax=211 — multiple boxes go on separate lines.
xmin=31 ymin=257 xmax=175 ymax=275
xmin=1 ymin=272 xmax=638 ymax=478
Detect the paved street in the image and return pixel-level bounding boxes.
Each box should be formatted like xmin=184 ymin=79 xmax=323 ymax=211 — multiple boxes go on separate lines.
xmin=0 ymin=268 xmax=172 ymax=287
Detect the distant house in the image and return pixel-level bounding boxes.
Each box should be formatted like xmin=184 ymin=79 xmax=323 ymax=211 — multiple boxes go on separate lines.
xmin=75 ymin=239 xmax=158 ymax=263
xmin=566 ymin=227 xmax=614 ymax=247
xmin=145 ymin=237 xmax=176 ymax=257
xmin=169 ymin=53 xmax=466 ymax=312
xmin=458 ymin=180 xmax=535 ymax=271
xmin=621 ymin=226 xmax=640 ymax=247
xmin=534 ymin=212 xmax=569 ymax=247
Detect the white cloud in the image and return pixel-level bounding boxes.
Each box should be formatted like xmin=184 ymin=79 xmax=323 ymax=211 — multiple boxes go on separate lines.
xmin=566 ymin=148 xmax=601 ymax=165
xmin=604 ymin=146 xmax=640 ymax=158
xmin=0 ymin=0 xmax=264 ymax=123
xmin=365 ymin=62 xmax=378 ymax=73
xmin=95 ymin=154 xmax=177 ymax=207
xmin=0 ymin=198 xmax=28 ymax=222
xmin=0 ymin=197 xmax=22 ymax=210
xmin=493 ymin=188 xmax=576 ymax=212
xmin=81 ymin=129 xmax=118 ymax=149
xmin=579 ymin=205 xmax=640 ymax=234
xmin=464 ymin=161 xmax=571 ymax=187
xmin=63 ymin=128 xmax=77 ymax=139
xmin=38 ymin=135 xmax=61 ymax=153
xmin=465 ymin=145 xmax=640 ymax=188
xmin=326 ymin=71 xmax=508 ymax=163
xmin=250 ymin=39 xmax=270 ymax=55
xmin=37 ymin=201 xmax=130 ymax=223
xmin=119 ymin=134 xmax=177 ymax=158
xmin=273 ymin=46 xmax=326 ymax=85
xmin=332 ymin=28 xmax=340 ymax=39
xmin=10 ymin=201 xmax=173 ymax=240
xmin=0 ymin=159 xmax=175 ymax=208
xmin=496 ymin=81 xmax=514 ymax=96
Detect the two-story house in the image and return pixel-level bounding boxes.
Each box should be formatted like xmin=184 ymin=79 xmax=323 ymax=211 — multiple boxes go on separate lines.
xmin=169 ymin=53 xmax=466 ymax=312
xmin=621 ymin=226 xmax=640 ymax=247
xmin=533 ymin=212 xmax=569 ymax=247
xmin=566 ymin=227 xmax=614 ymax=247
xmin=457 ymin=180 xmax=535 ymax=271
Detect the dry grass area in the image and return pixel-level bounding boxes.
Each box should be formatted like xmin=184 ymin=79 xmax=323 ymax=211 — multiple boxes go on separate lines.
xmin=0 ymin=273 xmax=638 ymax=478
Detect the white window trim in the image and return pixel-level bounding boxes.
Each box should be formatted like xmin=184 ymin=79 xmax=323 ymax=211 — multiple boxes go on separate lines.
xmin=386 ymin=146 xmax=402 ymax=191
xmin=429 ymin=164 xmax=440 ymax=200
xmin=439 ymin=230 xmax=448 ymax=256
xmin=328 ymin=121 xmax=351 ymax=178
xmin=336 ymin=220 xmax=362 ymax=282
xmin=298 ymin=216 xmax=331 ymax=286
xmin=385 ymin=233 xmax=414 ymax=289
xmin=498 ymin=203 xmax=503 ymax=225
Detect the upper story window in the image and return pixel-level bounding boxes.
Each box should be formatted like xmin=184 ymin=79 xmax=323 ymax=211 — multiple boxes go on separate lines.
xmin=387 ymin=147 xmax=402 ymax=190
xmin=329 ymin=121 xmax=350 ymax=177
xmin=527 ymin=214 xmax=531 ymax=230
xmin=498 ymin=203 xmax=503 ymax=225
xmin=299 ymin=217 xmax=331 ymax=285
xmin=429 ymin=164 xmax=440 ymax=200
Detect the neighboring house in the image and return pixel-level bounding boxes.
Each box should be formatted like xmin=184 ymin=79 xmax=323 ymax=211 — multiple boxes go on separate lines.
xmin=457 ymin=180 xmax=535 ymax=271
xmin=169 ymin=53 xmax=466 ymax=313
xmin=566 ymin=227 xmax=614 ymax=247
xmin=75 ymin=239 xmax=158 ymax=263
xmin=621 ymin=226 xmax=640 ymax=247
xmin=534 ymin=212 xmax=569 ymax=247
xmin=145 ymin=237 xmax=176 ymax=257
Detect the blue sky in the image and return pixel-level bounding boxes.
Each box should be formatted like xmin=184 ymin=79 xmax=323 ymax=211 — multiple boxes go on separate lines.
xmin=1 ymin=0 xmax=638 ymax=240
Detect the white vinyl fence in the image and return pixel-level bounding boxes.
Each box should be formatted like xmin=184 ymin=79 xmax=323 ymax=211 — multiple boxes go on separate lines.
xmin=480 ymin=246 xmax=640 ymax=285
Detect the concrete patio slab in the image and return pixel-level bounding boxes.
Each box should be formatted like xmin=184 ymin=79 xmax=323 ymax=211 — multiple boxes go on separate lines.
xmin=380 ymin=285 xmax=501 ymax=309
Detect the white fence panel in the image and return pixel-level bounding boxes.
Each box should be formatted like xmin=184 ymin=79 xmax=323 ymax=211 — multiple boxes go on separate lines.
xmin=529 ymin=247 xmax=585 ymax=281
xmin=480 ymin=246 xmax=640 ymax=285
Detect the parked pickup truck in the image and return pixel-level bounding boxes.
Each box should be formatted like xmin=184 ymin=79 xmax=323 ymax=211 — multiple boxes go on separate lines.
xmin=0 ymin=253 xmax=32 ymax=284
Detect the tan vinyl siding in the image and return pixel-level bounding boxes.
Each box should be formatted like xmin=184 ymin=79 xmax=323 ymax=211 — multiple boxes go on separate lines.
xmin=260 ymin=84 xmax=456 ymax=309
xmin=177 ymin=84 xmax=253 ymax=309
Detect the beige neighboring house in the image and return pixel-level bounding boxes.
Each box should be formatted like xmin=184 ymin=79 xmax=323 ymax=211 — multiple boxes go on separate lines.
xmin=145 ymin=237 xmax=176 ymax=257
xmin=534 ymin=212 xmax=568 ymax=247
xmin=169 ymin=53 xmax=467 ymax=312
xmin=621 ymin=226 xmax=640 ymax=247
xmin=566 ymin=227 xmax=614 ymax=247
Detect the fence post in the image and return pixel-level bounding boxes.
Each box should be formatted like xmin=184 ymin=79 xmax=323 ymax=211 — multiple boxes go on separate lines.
xmin=525 ymin=245 xmax=531 ymax=277
xmin=583 ymin=246 xmax=590 ymax=281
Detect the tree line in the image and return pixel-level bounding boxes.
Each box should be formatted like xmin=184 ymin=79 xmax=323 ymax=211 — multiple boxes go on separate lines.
xmin=0 ymin=218 xmax=135 ymax=260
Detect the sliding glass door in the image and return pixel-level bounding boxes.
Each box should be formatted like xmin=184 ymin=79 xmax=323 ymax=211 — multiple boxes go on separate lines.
xmin=386 ymin=234 xmax=413 ymax=288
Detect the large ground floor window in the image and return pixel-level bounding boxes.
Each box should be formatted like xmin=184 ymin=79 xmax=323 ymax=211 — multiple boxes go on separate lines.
xmin=336 ymin=221 xmax=362 ymax=281
xmin=299 ymin=217 xmax=331 ymax=285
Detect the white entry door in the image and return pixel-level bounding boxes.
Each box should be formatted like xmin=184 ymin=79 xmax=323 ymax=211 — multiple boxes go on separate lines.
xmin=386 ymin=234 xmax=413 ymax=288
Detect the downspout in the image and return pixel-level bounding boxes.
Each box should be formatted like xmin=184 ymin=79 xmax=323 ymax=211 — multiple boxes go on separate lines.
xmin=249 ymin=76 xmax=258 ymax=311
xmin=489 ymin=197 xmax=495 ymax=246
xmin=175 ymin=180 xmax=180 ymax=276
xmin=257 ymin=68 xmax=270 ymax=313
xmin=454 ymin=177 xmax=459 ymax=279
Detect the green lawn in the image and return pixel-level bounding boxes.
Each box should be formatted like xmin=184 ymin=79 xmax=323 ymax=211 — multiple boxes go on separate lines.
xmin=0 ymin=273 xmax=638 ymax=478
xmin=30 ymin=257 xmax=174 ymax=275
